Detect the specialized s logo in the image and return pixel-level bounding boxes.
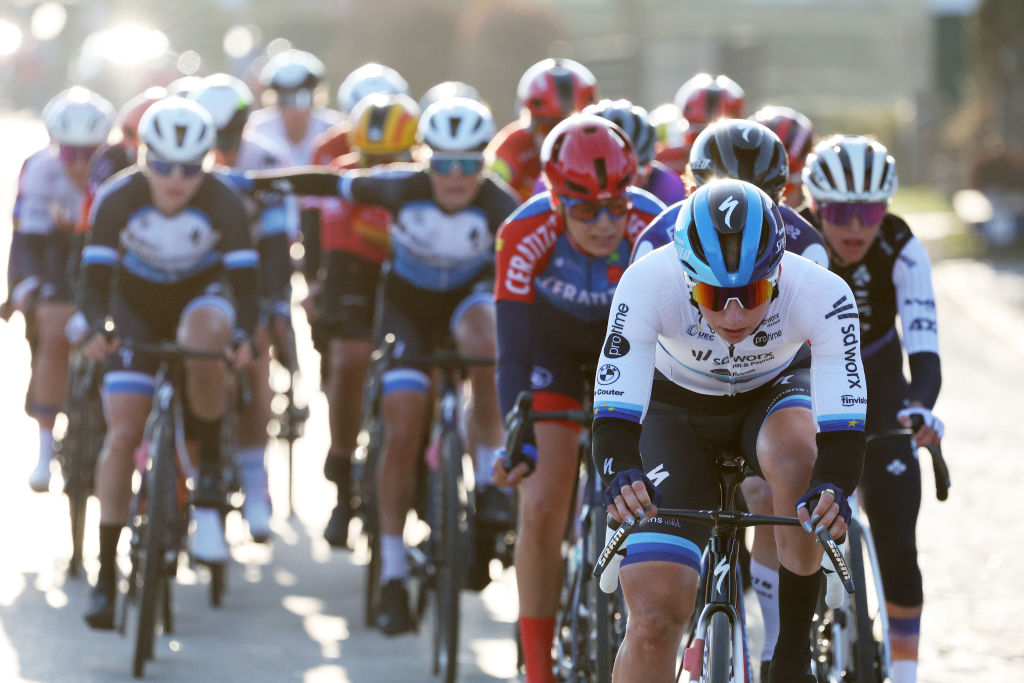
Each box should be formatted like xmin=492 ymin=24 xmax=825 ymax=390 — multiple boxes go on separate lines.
xmin=825 ymin=295 xmax=859 ymax=321
xmin=719 ymin=195 xmax=739 ymax=229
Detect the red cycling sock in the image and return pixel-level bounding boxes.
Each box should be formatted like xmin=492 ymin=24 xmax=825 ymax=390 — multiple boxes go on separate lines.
xmin=519 ymin=615 xmax=556 ymax=683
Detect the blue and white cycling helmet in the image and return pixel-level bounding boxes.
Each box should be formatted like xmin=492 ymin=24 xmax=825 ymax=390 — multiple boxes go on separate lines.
xmin=674 ymin=178 xmax=785 ymax=288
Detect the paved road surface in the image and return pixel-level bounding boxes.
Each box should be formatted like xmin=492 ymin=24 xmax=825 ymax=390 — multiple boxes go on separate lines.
xmin=1 ymin=112 xmax=1022 ymax=681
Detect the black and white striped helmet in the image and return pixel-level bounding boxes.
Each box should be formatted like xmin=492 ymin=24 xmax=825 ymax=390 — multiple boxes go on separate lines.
xmin=418 ymin=97 xmax=495 ymax=152
xmin=138 ymin=96 xmax=215 ymax=162
xmin=803 ymin=135 xmax=897 ymax=203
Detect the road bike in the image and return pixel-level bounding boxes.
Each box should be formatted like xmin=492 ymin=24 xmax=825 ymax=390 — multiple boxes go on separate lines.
xmin=54 ymin=350 xmax=106 ymax=577
xmin=595 ymin=448 xmax=853 ymax=683
xmin=503 ymin=389 xmax=626 ymax=682
xmin=358 ymin=333 xmax=494 ymax=683
xmin=811 ymin=427 xmax=949 ymax=683
xmin=115 ymin=339 xmax=238 ymax=678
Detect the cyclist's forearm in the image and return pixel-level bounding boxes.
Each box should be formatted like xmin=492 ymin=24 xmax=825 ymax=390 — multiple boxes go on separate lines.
xmin=592 ymin=417 xmax=643 ymax=486
xmin=9 ymin=231 xmax=46 ymax=287
xmin=246 ymin=167 xmax=341 ymax=196
xmin=907 ymin=351 xmax=941 ymax=409
xmin=257 ymin=232 xmax=291 ymax=303
xmin=812 ymin=430 xmax=865 ymax=495
xmin=227 ymin=266 xmax=259 ymax=335
xmin=495 ymin=299 xmax=534 ymax=418
xmin=79 ymin=263 xmax=114 ymax=327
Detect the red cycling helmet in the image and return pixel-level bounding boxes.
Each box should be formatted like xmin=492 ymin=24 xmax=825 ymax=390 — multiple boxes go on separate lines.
xmin=673 ymin=73 xmax=746 ymax=126
xmin=118 ymin=86 xmax=167 ymax=148
xmin=517 ymin=58 xmax=598 ymax=126
xmin=541 ymin=114 xmax=637 ymax=201
xmin=751 ymin=105 xmax=815 ymax=176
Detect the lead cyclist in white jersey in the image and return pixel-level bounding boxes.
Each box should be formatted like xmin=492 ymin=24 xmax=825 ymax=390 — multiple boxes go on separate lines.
xmin=593 ymin=179 xmax=867 ymax=682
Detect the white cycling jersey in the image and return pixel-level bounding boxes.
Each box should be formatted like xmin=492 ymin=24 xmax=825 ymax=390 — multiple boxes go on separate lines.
xmin=594 ymin=247 xmax=868 ymax=434
xmin=246 ymin=107 xmax=341 ymax=166
xmin=13 ymin=146 xmax=84 ymax=234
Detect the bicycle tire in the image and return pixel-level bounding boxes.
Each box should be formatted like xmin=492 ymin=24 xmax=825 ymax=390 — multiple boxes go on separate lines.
xmin=63 ymin=362 xmax=105 ymax=577
xmin=133 ymin=420 xmax=174 ymax=678
xmin=591 ymin=504 xmax=617 ymax=682
xmin=360 ymin=415 xmax=384 ymax=629
xmin=848 ymin=522 xmax=883 ymax=683
xmin=433 ymin=429 xmax=466 ymax=683
xmin=705 ymin=610 xmax=733 ymax=683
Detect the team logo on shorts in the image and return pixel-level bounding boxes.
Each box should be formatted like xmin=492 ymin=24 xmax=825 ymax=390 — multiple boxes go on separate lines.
xmin=597 ymin=364 xmax=620 ymax=385
xmin=530 ymin=366 xmax=553 ymax=389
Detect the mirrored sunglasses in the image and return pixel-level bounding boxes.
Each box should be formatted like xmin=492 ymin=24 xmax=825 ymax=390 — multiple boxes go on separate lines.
xmin=820 ymin=202 xmax=887 ymax=227
xmin=146 ymin=157 xmax=203 ymax=178
xmin=686 ymin=273 xmax=777 ymax=312
xmin=59 ymin=145 xmax=98 ymax=163
xmin=560 ymin=195 xmax=632 ymax=223
xmin=430 ymin=155 xmax=484 ymax=175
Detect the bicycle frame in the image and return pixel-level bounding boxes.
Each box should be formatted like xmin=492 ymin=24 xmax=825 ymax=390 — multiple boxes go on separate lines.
xmin=595 ymin=452 xmax=852 ymax=683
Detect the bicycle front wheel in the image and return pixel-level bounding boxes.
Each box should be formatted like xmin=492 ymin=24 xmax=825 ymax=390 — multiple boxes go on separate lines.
xmin=849 ymin=522 xmax=889 ymax=683
xmin=133 ymin=421 xmax=175 ymax=678
xmin=705 ymin=610 xmax=733 ymax=683
xmin=432 ymin=429 xmax=467 ymax=683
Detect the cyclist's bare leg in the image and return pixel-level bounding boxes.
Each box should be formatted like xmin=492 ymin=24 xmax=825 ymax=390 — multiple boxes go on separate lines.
xmin=96 ymin=392 xmax=153 ymax=525
xmin=27 ymin=301 xmax=73 ymax=488
xmin=757 ymin=408 xmax=823 ymax=573
xmin=326 ymin=338 xmax=373 ymax=460
xmin=741 ymin=476 xmax=780 ymax=670
xmin=452 ymin=303 xmax=502 ymax=471
xmin=377 ymin=390 xmax=430 ymax=539
xmin=237 ymin=326 xmax=273 ymax=537
xmin=615 ymin=561 xmax=695 ymax=682
xmin=515 ymin=422 xmax=578 ymax=680
xmin=236 ymin=325 xmax=271 ymax=450
xmin=178 ymin=305 xmax=233 ymax=421
xmin=516 ymin=422 xmax=578 ymax=613
xmin=30 ymin=301 xmax=74 ymax=425
xmin=757 ymin=406 xmax=829 ymax=677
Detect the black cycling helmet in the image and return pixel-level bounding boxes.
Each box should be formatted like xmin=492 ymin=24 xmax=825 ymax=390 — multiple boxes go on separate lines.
xmin=582 ymin=98 xmax=656 ymax=166
xmin=689 ymin=118 xmax=789 ymax=202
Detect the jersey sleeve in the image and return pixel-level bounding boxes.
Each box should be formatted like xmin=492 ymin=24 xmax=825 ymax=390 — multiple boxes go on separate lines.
xmin=79 ymin=178 xmax=132 ymax=326
xmin=795 ymin=266 xmax=868 ymax=493
xmin=630 ymin=203 xmax=680 ymax=264
xmin=212 ymin=180 xmax=260 ymax=333
xmin=892 ymin=235 xmax=941 ymax=406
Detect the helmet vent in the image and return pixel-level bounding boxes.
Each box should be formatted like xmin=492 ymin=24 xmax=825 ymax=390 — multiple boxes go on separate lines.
xmin=594 ymin=157 xmax=607 ymax=189
xmin=448 ymin=116 xmax=461 ymax=139
xmin=175 ymin=124 xmax=189 ymax=147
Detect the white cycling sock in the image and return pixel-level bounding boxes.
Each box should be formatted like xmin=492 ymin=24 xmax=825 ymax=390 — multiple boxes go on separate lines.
xmin=891 ymin=660 xmax=917 ymax=683
xmin=237 ymin=446 xmax=268 ymax=496
xmin=380 ymin=534 xmax=409 ymax=583
xmin=38 ymin=428 xmax=54 ymax=463
xmin=750 ymin=559 xmax=780 ymax=663
xmin=474 ymin=444 xmax=498 ymax=487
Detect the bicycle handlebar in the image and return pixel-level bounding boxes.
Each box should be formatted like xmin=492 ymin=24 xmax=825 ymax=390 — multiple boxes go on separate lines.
xmin=501 ymin=390 xmax=592 ymax=472
xmin=866 ymin=421 xmax=950 ymax=502
xmin=593 ymin=509 xmax=855 ymax=594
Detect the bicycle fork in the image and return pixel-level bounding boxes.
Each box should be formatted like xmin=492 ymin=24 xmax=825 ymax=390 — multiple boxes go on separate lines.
xmin=682 ymin=536 xmax=753 ymax=683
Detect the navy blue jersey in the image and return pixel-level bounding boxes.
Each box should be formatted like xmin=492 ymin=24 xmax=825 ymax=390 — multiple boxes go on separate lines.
xmin=80 ymin=169 xmax=259 ymax=332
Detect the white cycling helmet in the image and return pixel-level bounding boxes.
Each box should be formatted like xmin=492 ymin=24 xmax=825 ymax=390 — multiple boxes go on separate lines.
xmin=418 ymin=97 xmax=495 ymax=152
xmin=42 ymin=87 xmax=115 ymax=147
xmin=336 ymin=62 xmax=408 ymax=114
xmin=259 ymin=49 xmax=325 ymax=91
xmin=191 ymin=73 xmax=254 ymax=132
xmin=803 ymin=134 xmax=897 ymax=203
xmin=138 ymin=96 xmax=215 ymax=162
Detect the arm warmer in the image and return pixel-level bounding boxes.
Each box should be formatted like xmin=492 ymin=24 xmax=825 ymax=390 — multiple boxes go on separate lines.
xmin=227 ymin=266 xmax=259 ymax=335
xmin=592 ymin=417 xmax=644 ymax=487
xmin=812 ymin=430 xmax=865 ymax=495
xmin=907 ymin=351 xmax=942 ymax=409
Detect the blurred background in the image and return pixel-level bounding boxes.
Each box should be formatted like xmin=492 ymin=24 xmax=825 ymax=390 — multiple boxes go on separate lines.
xmin=0 ymin=0 xmax=1022 ymax=244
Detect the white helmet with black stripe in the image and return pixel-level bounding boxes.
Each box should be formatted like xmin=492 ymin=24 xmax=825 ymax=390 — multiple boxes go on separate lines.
xmin=418 ymin=96 xmax=495 ymax=152
xmin=42 ymin=87 xmax=115 ymax=147
xmin=803 ymin=134 xmax=897 ymax=203
xmin=138 ymin=96 xmax=215 ymax=162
